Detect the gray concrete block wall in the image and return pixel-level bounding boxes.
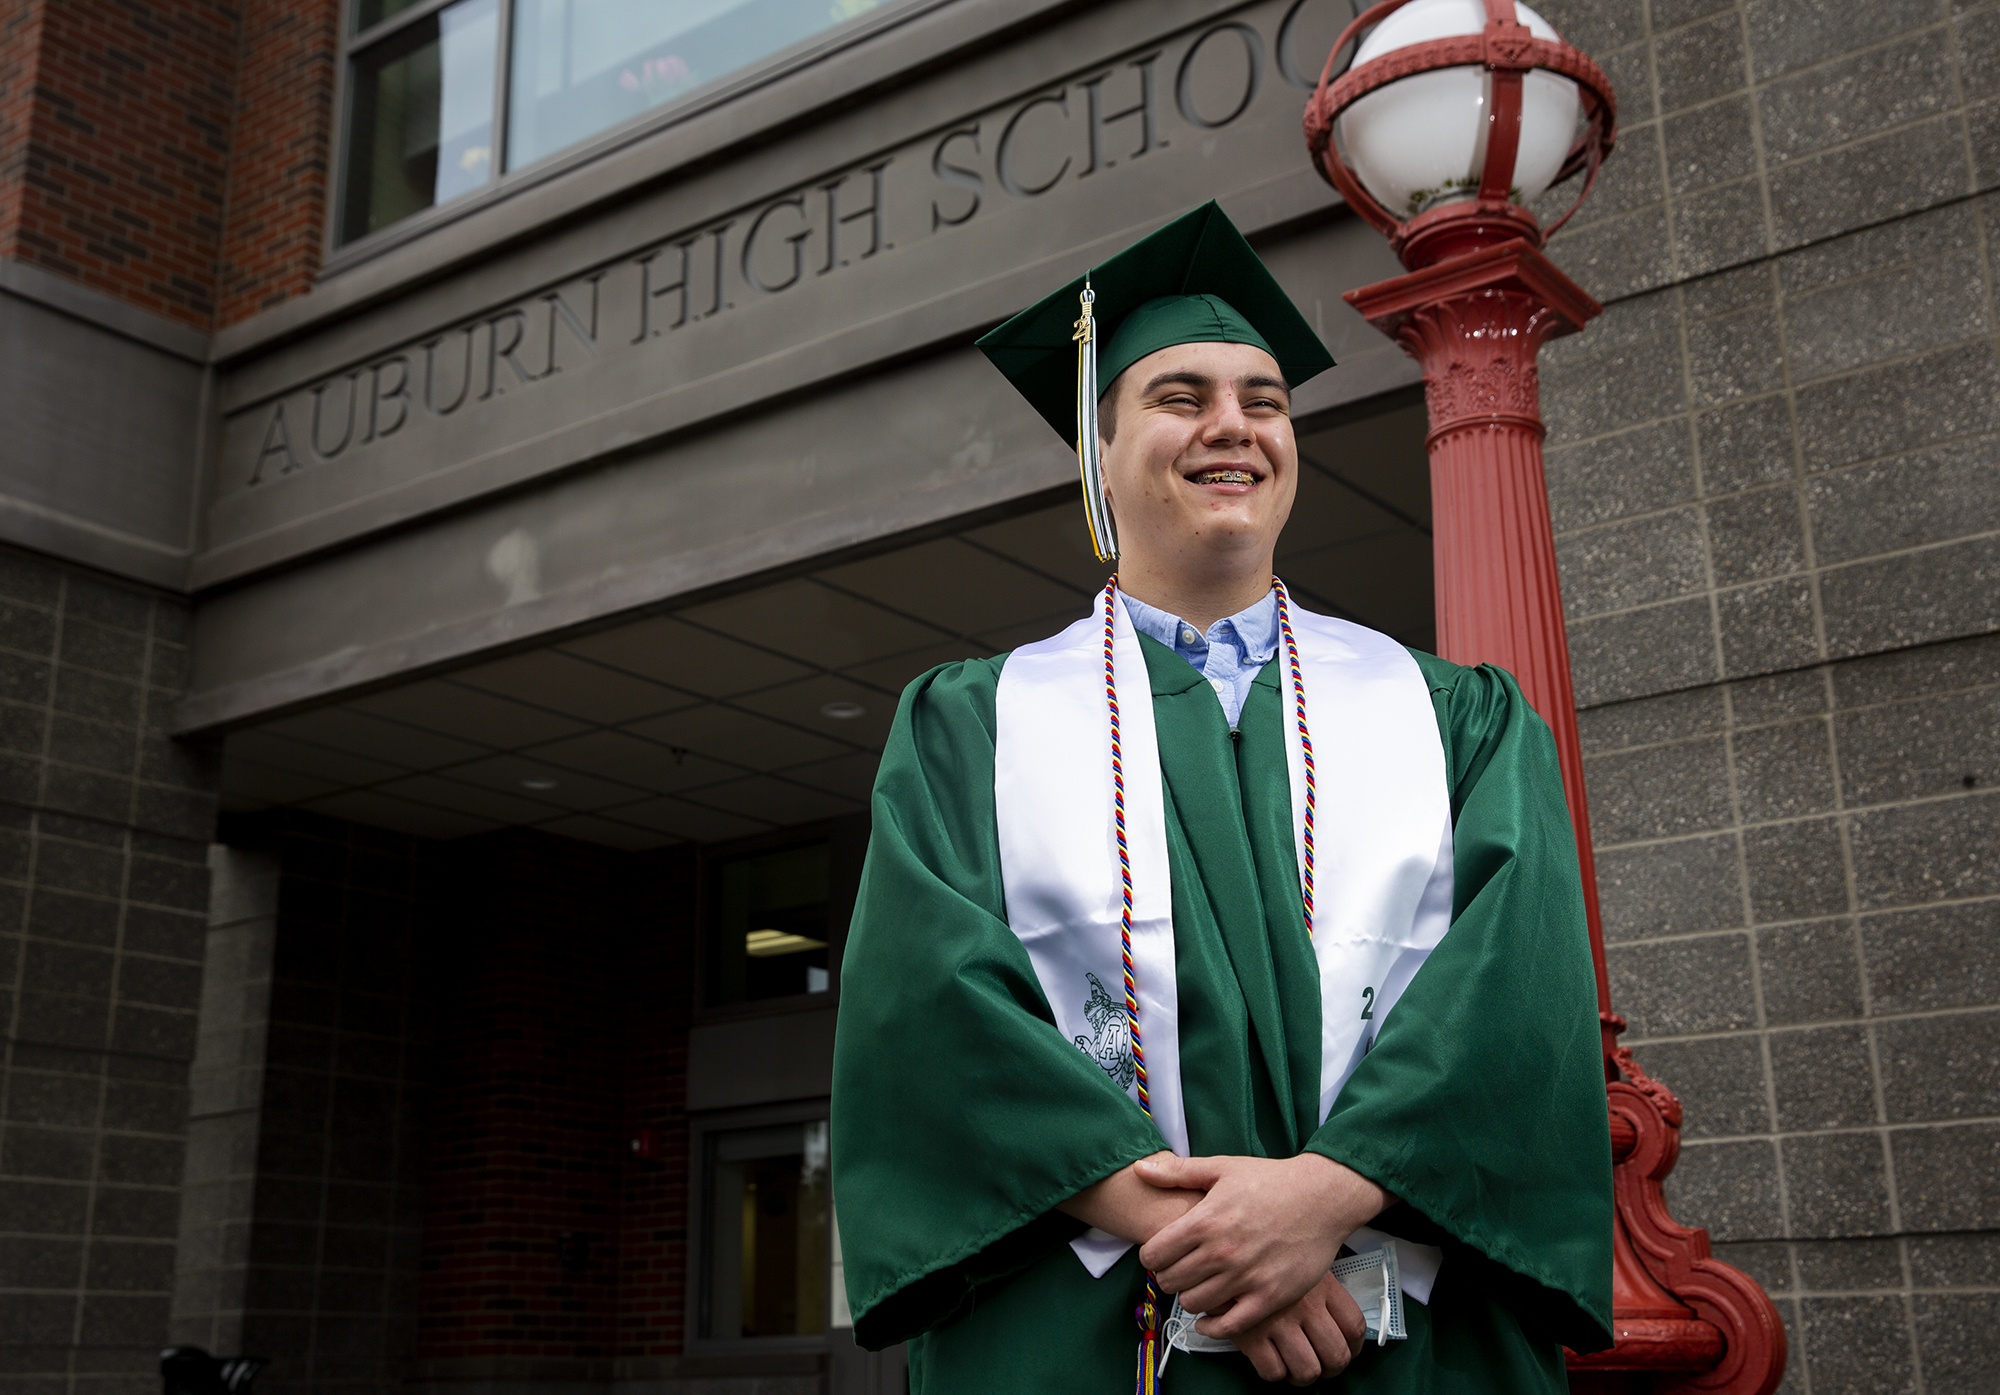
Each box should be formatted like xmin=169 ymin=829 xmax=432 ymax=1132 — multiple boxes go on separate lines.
xmin=169 ymin=846 xmax=283 ymax=1358
xmin=1579 ymin=642 xmax=1999 ymax=1394
xmin=215 ymin=814 xmax=431 ymax=1395
xmin=1533 ymin=1 xmax=2000 ymax=1389
xmin=1534 ymin=0 xmax=1996 ymax=300
xmin=0 ymin=547 xmax=221 ymax=1395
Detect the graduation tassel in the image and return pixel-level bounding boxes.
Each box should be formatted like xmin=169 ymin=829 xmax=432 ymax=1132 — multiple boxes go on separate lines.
xmin=1135 ymin=1286 xmax=1163 ymax=1394
xmin=1074 ymin=282 xmax=1119 ymax=563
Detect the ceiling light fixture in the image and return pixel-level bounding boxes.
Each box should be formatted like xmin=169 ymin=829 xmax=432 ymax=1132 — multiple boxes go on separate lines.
xmin=520 ymin=777 xmax=559 ymax=790
xmin=745 ymin=928 xmax=828 ymax=957
xmin=820 ymin=701 xmax=866 ymax=720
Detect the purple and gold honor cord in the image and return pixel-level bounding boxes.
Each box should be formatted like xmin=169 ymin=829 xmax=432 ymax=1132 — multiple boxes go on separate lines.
xmin=1101 ymin=578 xmax=1317 ymax=1391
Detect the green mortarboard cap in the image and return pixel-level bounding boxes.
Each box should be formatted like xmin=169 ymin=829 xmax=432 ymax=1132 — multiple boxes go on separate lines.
xmin=975 ymin=202 xmax=1334 ymax=561
xmin=976 ymin=201 xmax=1336 ymax=449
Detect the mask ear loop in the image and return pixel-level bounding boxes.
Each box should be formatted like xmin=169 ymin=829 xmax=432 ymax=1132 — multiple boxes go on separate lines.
xmin=1074 ymin=281 xmax=1119 ymax=563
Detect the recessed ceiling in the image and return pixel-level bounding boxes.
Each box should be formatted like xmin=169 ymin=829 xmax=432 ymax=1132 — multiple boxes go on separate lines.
xmin=219 ymin=397 xmax=1432 ymax=848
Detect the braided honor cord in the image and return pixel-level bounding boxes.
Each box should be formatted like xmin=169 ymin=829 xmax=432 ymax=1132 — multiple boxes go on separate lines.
xmin=1273 ymin=578 xmax=1317 ymax=939
xmin=1102 ymin=582 xmax=1151 ymax=1117
xmin=1102 ymin=582 xmax=1161 ymax=1394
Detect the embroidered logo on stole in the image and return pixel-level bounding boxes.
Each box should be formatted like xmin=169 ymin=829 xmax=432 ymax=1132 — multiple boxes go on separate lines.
xmin=1076 ymin=971 xmax=1136 ymax=1088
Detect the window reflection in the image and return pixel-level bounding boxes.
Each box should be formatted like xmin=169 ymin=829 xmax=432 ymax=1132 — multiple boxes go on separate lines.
xmin=507 ymin=0 xmax=882 ymax=171
xmin=704 ymin=1120 xmax=830 ymax=1339
xmin=707 ymin=841 xmax=832 ymax=1005
xmin=352 ymin=0 xmax=426 ymax=32
xmin=340 ymin=0 xmax=894 ymax=244
xmin=341 ymin=0 xmax=497 ymax=243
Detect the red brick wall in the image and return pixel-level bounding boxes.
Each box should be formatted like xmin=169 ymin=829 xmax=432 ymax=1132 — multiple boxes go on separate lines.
xmin=415 ymin=833 xmax=699 ymax=1360
xmin=0 ymin=0 xmax=339 ymax=330
xmin=0 ymin=3 xmax=47 ymax=262
xmin=615 ymin=851 xmax=698 ymax=1357
xmin=0 ymin=0 xmax=240 ymax=326
xmin=216 ymin=0 xmax=336 ymax=325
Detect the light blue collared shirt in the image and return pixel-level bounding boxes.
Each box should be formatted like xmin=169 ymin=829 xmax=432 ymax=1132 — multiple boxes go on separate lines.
xmin=1121 ymin=589 xmax=1280 ymax=729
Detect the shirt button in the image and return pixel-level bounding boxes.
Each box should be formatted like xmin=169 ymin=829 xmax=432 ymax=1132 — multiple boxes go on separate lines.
xmin=1181 ymin=628 xmax=1200 ymax=645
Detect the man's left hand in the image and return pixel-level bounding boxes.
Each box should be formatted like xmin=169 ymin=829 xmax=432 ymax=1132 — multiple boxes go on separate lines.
xmin=1134 ymin=1152 xmax=1388 ymax=1335
xmin=1203 ymin=1270 xmax=1367 ymax=1387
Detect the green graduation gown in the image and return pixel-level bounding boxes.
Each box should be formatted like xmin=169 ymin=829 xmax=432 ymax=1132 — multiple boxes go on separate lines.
xmin=831 ymin=633 xmax=1613 ymax=1392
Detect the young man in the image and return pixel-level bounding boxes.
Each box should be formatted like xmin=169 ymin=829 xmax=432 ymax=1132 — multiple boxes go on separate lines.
xmin=831 ymin=203 xmax=1612 ymax=1391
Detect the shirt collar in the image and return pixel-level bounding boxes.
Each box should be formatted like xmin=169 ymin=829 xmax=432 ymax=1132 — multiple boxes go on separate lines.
xmin=1120 ymin=587 xmax=1280 ymax=665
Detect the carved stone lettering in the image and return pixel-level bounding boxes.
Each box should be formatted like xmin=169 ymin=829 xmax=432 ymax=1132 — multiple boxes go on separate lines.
xmin=634 ymin=242 xmax=694 ymax=341
xmin=542 ymin=276 xmax=603 ymax=375
xmin=367 ymin=357 xmax=411 ymax=441
xmin=310 ymin=374 xmax=358 ymax=459
xmin=930 ymin=126 xmax=983 ymax=229
xmin=1176 ymin=23 xmax=1265 ymax=129
xmin=483 ymin=309 xmax=542 ymax=398
xmin=821 ymin=161 xmax=890 ymax=272
xmin=742 ymin=194 xmax=813 ymax=293
xmin=1080 ymin=53 xmax=1161 ymax=176
xmin=249 ymin=404 xmax=298 ymax=484
xmin=1274 ymin=0 xmax=1333 ymax=90
xmin=704 ymin=221 xmax=731 ymax=318
xmin=223 ymin=0 xmax=1324 ymax=494
xmin=996 ymin=89 xmax=1071 ymax=198
xmin=425 ymin=328 xmax=476 ymax=416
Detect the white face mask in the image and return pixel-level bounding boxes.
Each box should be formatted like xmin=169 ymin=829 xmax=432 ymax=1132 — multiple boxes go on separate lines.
xmin=1331 ymin=1246 xmax=1409 ymax=1345
xmin=1158 ymin=1244 xmax=1407 ymax=1376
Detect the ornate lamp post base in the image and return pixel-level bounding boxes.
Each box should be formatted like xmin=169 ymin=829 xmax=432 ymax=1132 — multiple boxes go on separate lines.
xmin=1566 ymin=1054 xmax=1786 ymax=1392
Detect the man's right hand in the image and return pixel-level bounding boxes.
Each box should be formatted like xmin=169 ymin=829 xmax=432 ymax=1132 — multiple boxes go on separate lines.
xmin=1209 ymin=1270 xmax=1367 ymax=1387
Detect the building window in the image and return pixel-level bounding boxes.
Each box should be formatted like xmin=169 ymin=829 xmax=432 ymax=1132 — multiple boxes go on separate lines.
xmin=508 ymin=0 xmax=881 ymax=169
xmin=339 ymin=0 xmax=887 ymax=245
xmin=698 ymin=1114 xmax=831 ymax=1341
xmin=341 ymin=0 xmax=499 ymax=244
xmin=706 ymin=839 xmax=833 ymax=1006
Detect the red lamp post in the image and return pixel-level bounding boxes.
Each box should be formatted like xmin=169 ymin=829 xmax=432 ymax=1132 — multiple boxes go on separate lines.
xmin=1303 ymin=3 xmax=1787 ymax=1391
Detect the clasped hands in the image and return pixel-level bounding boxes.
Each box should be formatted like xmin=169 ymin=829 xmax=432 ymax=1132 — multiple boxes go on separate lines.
xmin=1057 ymin=1150 xmax=1390 ymax=1386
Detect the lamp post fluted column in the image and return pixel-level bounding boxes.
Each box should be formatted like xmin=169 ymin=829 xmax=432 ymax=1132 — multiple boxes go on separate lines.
xmin=1346 ymin=244 xmax=1616 ymax=1048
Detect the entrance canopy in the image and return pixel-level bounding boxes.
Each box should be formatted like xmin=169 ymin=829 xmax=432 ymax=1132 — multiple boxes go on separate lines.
xmin=218 ymin=399 xmax=1430 ymax=847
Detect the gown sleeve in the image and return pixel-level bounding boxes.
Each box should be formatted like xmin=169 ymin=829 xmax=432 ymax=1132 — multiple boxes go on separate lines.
xmin=830 ymin=658 xmax=1166 ymax=1350
xmin=1302 ymin=655 xmax=1615 ymax=1354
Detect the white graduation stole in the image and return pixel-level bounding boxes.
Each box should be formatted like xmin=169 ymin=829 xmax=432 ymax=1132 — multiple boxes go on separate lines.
xmin=993 ymin=587 xmax=1454 ymax=1300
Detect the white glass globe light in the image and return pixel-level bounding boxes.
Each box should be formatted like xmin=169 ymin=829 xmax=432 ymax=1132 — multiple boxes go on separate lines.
xmin=1335 ymin=0 xmax=1582 ymax=220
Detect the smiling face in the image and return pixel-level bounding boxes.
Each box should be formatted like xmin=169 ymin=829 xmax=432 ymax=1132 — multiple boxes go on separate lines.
xmin=1099 ymin=339 xmax=1297 ymax=611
